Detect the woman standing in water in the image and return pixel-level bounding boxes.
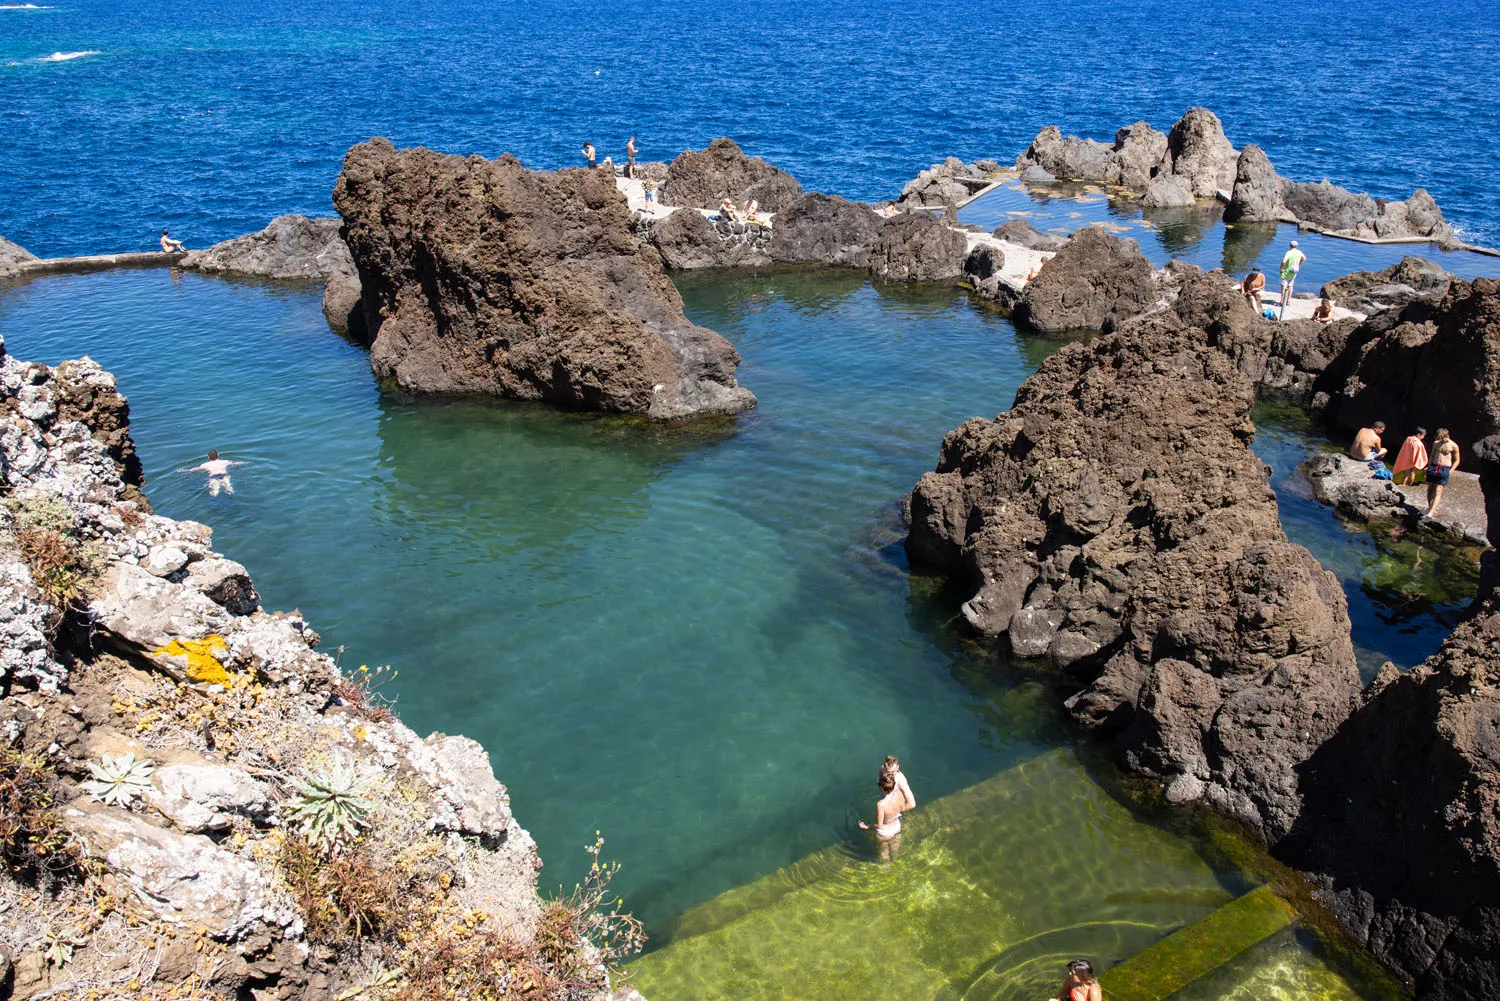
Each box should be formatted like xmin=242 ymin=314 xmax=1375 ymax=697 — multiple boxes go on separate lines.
xmin=1057 ymin=959 xmax=1101 ymax=1001
xmin=858 ymin=769 xmax=907 ymax=861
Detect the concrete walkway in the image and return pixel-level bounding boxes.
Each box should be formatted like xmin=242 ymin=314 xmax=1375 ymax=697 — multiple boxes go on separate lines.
xmin=0 ymin=250 xmax=185 ymax=280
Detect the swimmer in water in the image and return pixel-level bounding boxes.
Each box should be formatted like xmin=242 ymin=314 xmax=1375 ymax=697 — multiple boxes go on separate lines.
xmin=180 ymin=449 xmax=242 ymax=496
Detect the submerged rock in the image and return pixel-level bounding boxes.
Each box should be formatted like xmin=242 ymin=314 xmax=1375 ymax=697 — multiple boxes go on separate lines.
xmin=1012 ymin=226 xmax=1160 ymax=333
xmin=663 ymin=137 xmax=803 ymax=215
xmin=904 ymin=323 xmax=1361 ymax=841
xmin=333 ymin=138 xmax=755 ymax=419
xmin=991 ymin=219 xmax=1067 ymax=252
xmin=179 ymin=215 xmax=351 ymax=280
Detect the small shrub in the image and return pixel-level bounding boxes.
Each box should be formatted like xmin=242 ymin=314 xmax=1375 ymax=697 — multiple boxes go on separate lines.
xmin=279 ymin=836 xmax=412 ymax=943
xmin=332 ymin=663 xmax=397 ymax=722
xmin=0 ymin=747 xmax=80 ymax=879
xmin=81 ymin=751 xmax=156 ymax=808
xmin=286 ymin=760 xmax=373 ymax=850
xmin=537 ymin=834 xmax=647 ymax=979
xmin=6 ymin=495 xmax=106 ymax=617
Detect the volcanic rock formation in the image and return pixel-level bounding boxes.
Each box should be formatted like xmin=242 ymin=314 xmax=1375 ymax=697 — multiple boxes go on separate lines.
xmin=1223 ymin=144 xmax=1286 ymax=223
xmin=333 ymin=138 xmax=755 ymax=419
xmin=662 ymin=137 xmax=803 ymax=215
xmin=0 ymin=234 xmax=38 ymax=269
xmin=904 ymin=322 xmax=1362 ymax=840
xmin=1320 ymin=255 xmax=1456 ymax=315
xmin=179 ymin=215 xmax=351 ymax=280
xmin=1011 ymin=226 xmax=1160 ymax=333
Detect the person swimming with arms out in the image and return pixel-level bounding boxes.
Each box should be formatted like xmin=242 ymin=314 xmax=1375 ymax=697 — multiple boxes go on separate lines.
xmin=180 ymin=449 xmax=243 ymax=496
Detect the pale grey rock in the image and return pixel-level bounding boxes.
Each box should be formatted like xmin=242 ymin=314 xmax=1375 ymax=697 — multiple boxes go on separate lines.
xmin=418 ymin=734 xmax=514 ymax=839
xmin=0 ymin=234 xmax=38 ymax=268
xmin=145 ymin=544 xmax=190 ymax=577
xmin=149 ymin=762 xmax=275 ymax=833
xmin=66 ymin=803 xmax=300 ymax=939
xmin=89 ymin=562 xmax=232 ymax=653
xmin=180 ymin=215 xmax=351 ymax=280
xmin=1021 ymin=164 xmax=1056 ymax=183
xmin=0 ymin=527 xmax=64 ymax=692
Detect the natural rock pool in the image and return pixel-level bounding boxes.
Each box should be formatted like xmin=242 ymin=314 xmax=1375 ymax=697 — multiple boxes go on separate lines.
xmin=0 ymin=263 xmax=1460 ymax=998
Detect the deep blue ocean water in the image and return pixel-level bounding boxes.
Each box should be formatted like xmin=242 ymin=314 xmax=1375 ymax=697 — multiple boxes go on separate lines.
xmin=3 ymin=0 xmax=1500 ymax=256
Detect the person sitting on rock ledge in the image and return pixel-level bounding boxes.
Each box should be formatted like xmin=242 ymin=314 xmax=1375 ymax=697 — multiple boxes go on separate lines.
xmin=717 ymin=197 xmax=738 ymax=222
xmin=1241 ymin=266 xmax=1266 ymax=312
xmin=1349 ymin=421 xmax=1387 ymax=462
xmin=159 ymin=229 xmax=185 ymax=253
xmin=1312 ymin=296 xmax=1335 ymax=323
xmin=740 ymin=196 xmax=759 ymax=222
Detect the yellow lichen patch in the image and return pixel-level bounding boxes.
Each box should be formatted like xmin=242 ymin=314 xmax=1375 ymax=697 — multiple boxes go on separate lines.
xmin=153 ymin=636 xmax=234 ymax=687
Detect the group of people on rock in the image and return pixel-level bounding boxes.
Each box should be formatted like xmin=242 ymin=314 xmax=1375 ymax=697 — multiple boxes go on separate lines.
xmin=856 ymin=762 xmax=1101 ymax=1001
xmin=716 ymin=196 xmax=762 ymax=224
xmin=1239 ymin=240 xmax=1336 ymax=323
xmin=580 ymin=136 xmax=638 ymax=177
xmin=1351 ymin=421 xmax=1462 ymax=519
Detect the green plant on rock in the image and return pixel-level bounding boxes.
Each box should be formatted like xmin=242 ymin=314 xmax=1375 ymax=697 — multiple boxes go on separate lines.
xmin=1 ymin=747 xmax=80 ymax=878
xmin=286 ymin=760 xmax=373 ymax=851
xmin=5 ymin=494 xmax=106 ymax=617
xmin=81 ymin=751 xmax=155 ymax=809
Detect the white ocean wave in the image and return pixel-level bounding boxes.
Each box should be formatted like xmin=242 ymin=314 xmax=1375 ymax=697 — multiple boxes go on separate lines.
xmin=38 ymin=49 xmax=99 ymax=61
xmin=0 ymin=4 xmax=58 ymax=8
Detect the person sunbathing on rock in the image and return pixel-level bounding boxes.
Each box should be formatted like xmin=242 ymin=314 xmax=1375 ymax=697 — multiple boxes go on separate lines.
xmin=1312 ymin=296 xmax=1335 ymax=323
xmin=1349 ymin=421 xmax=1387 ymax=462
xmin=740 ymin=197 xmax=759 ymax=222
xmin=180 ymin=449 xmax=243 ymax=496
xmin=159 ymin=229 xmax=185 ymax=253
xmin=718 ymin=197 xmax=738 ymax=222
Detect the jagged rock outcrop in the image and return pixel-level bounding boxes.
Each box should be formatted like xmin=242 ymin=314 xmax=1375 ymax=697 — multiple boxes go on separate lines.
xmin=1321 ymin=255 xmax=1456 ymax=315
xmin=897 ymin=156 xmax=1000 ymax=207
xmin=1301 ymin=452 xmax=1419 ymax=522
xmin=1314 ymin=278 xmax=1500 ymax=449
xmin=991 ymin=219 xmax=1066 ymax=252
xmin=1165 ymin=107 xmax=1238 ymax=198
xmin=643 ymin=207 xmax=772 ymax=270
xmin=867 ymin=213 xmax=968 ymax=282
xmin=1278 ymin=596 xmax=1500 ymax=1001
xmin=662 ymin=137 xmax=803 ymax=215
xmin=1011 ymin=226 xmax=1159 ymax=333
xmin=1 ymin=234 xmax=38 ymax=268
xmin=333 ymin=138 xmax=755 ymax=419
xmin=0 ymin=345 xmax=582 ymax=1001
xmin=904 ymin=323 xmax=1362 ymax=840
xmin=1015 ymin=121 xmax=1169 ymax=187
xmin=1224 ymin=144 xmax=1287 ymax=223
xmin=1285 ymin=181 xmax=1456 ymax=245
xmin=179 ymin=215 xmax=352 ymax=280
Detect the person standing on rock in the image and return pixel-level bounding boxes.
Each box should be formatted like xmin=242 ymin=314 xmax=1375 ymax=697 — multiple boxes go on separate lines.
xmin=1393 ymin=427 xmax=1428 ymax=485
xmin=1349 ymin=421 xmax=1387 ymax=462
xmin=180 ymin=449 xmax=243 ymax=496
xmin=1279 ymin=240 xmax=1306 ymax=319
xmin=581 ymin=141 xmax=596 ymax=169
xmin=625 ymin=136 xmax=637 ymax=178
xmin=1425 ymin=428 xmax=1461 ymax=519
xmin=1241 ymin=266 xmax=1266 ymax=313
xmin=159 ymin=229 xmax=185 ymax=253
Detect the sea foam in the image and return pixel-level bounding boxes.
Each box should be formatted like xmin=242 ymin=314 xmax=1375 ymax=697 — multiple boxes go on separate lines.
xmin=38 ymin=50 xmax=100 ymax=61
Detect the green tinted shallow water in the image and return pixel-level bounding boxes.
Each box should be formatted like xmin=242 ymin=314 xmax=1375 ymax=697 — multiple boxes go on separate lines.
xmin=0 ymin=266 xmax=1403 ymax=999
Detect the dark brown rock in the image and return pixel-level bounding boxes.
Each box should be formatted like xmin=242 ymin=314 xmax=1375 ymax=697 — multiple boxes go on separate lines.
xmin=1285 ymin=181 xmax=1456 ymax=245
xmin=904 ymin=323 xmax=1361 ymax=840
xmin=1315 ymin=278 xmax=1500 ymax=453
xmin=868 ymin=213 xmax=967 ymax=282
xmin=1110 ymin=121 xmax=1170 ymax=188
xmin=332 ymin=138 xmax=755 ymax=419
xmin=320 ymin=257 xmax=366 ymax=338
xmin=52 ymin=358 xmax=145 ymax=493
xmin=1012 ymin=226 xmax=1160 ymax=333
xmin=1015 ymin=125 xmax=1113 ymax=183
xmin=770 ymin=193 xmax=883 ymax=269
xmin=645 ymin=208 xmax=771 ymax=270
xmin=663 ymin=138 xmax=803 ymax=215
xmin=1321 ymin=255 xmax=1456 ymax=315
xmin=1278 ymin=597 xmax=1500 ymax=1001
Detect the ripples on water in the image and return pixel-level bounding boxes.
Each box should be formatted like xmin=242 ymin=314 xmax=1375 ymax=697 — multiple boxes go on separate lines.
xmin=2 ymin=0 xmax=1499 ymax=255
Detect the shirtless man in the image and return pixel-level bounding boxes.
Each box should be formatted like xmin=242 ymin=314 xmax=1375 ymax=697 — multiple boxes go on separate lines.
xmin=1349 ymin=421 xmax=1387 ymax=462
xmin=625 ymin=136 xmax=637 ymax=178
xmin=180 ymin=449 xmax=243 ymax=496
xmin=1425 ymin=428 xmax=1461 ymax=519
xmin=160 ymin=229 xmax=185 ymax=253
xmin=1312 ymin=297 xmax=1335 ymax=324
xmin=1241 ymin=267 xmax=1266 ymax=313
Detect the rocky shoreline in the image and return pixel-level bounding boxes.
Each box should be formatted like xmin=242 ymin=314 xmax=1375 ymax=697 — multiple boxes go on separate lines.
xmin=0 ymin=337 xmax=635 ymax=998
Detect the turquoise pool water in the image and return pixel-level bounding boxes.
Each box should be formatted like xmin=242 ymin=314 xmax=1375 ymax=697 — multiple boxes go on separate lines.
xmin=0 ymin=266 xmax=1466 ymax=990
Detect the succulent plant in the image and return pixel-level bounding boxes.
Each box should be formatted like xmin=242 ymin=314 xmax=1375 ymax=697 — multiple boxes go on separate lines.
xmin=285 ymin=759 xmax=373 ymax=850
xmin=81 ymin=751 xmax=156 ymax=808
